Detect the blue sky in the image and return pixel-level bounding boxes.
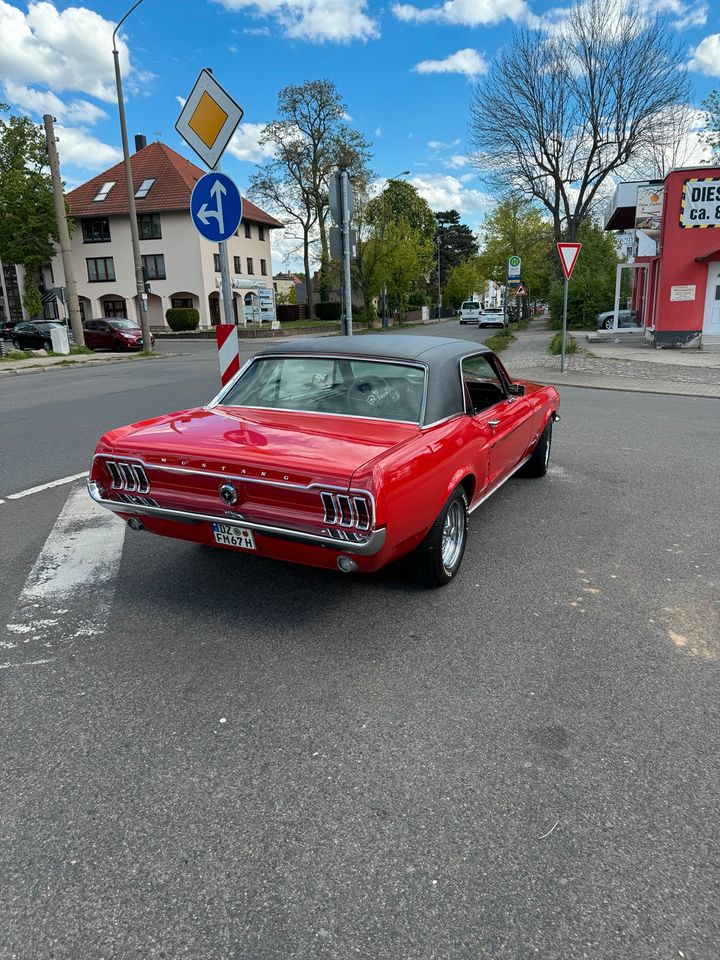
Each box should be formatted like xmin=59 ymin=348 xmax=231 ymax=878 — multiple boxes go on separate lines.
xmin=1 ymin=0 xmax=718 ymax=269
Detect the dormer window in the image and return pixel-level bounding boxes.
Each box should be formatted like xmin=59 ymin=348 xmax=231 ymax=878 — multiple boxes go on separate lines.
xmin=135 ymin=178 xmax=155 ymax=199
xmin=93 ymin=181 xmax=116 ymax=202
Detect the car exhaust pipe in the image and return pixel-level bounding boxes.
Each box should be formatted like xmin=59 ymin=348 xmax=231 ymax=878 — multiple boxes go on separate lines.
xmin=337 ymin=555 xmax=358 ymax=573
xmin=127 ymin=517 xmax=145 ymax=532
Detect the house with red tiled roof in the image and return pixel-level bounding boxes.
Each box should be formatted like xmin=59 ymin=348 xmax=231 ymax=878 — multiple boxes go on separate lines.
xmin=49 ymin=138 xmax=282 ymax=329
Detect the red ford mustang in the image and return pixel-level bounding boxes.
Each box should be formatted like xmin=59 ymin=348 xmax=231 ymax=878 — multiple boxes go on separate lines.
xmin=88 ymin=336 xmax=559 ymax=587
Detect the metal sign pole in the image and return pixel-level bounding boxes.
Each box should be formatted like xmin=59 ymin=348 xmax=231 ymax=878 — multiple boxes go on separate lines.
xmin=214 ymin=161 xmax=236 ymax=328
xmin=561 ymin=277 xmax=569 ymax=373
xmin=341 ymin=170 xmax=353 ymax=337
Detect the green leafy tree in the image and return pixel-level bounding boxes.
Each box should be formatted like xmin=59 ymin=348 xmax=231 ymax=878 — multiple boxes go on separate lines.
xmin=375 ymin=218 xmax=434 ymax=321
xmin=0 ymin=105 xmax=58 ymax=316
xmin=434 ymin=210 xmax=478 ymax=288
xmin=366 ymin=180 xmax=436 ymax=243
xmin=702 ymin=90 xmax=720 ymax=162
xmin=478 ymin=195 xmax=554 ymax=308
xmin=444 ymin=258 xmax=485 ymax=308
xmin=547 ymin=220 xmax=620 ymax=329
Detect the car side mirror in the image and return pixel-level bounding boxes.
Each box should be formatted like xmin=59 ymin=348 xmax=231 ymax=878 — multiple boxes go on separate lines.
xmin=507 ymin=383 xmax=525 ymax=396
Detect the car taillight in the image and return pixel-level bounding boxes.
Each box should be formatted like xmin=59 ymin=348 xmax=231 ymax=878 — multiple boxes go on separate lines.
xmin=320 ymin=492 xmax=372 ymax=531
xmin=104 ymin=459 xmax=150 ymax=493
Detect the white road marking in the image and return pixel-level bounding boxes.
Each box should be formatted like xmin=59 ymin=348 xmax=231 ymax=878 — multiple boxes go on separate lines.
xmin=4 ymin=471 xmax=89 ymax=501
xmin=4 ymin=484 xmax=126 ymax=651
xmin=0 ymin=659 xmax=52 ymax=669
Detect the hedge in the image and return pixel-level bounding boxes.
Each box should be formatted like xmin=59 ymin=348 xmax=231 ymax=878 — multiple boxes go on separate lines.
xmin=165 ymin=307 xmax=200 ymax=331
xmin=314 ymin=301 xmax=342 ymax=322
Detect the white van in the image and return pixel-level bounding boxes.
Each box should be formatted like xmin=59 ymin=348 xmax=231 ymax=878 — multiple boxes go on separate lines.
xmin=459 ymin=301 xmax=482 ymax=324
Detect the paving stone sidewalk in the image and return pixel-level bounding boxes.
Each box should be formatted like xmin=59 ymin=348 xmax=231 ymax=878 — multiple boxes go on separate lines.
xmin=501 ymin=320 xmax=720 ymax=395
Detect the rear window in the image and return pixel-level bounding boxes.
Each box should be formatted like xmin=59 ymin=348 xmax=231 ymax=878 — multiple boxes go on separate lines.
xmin=462 ymin=302 xmax=480 ymax=310
xmin=220 ymin=356 xmax=426 ymax=423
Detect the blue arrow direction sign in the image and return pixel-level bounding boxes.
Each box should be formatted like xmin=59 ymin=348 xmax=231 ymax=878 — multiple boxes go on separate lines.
xmin=190 ymin=172 xmax=243 ymax=243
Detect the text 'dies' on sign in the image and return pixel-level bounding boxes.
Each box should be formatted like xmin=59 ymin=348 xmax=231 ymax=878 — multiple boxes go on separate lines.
xmin=176 ymin=69 xmax=243 ymax=169
xmin=680 ymin=178 xmax=720 ymax=228
xmin=557 ymin=242 xmax=582 ymax=280
xmin=670 ymin=285 xmax=696 ymax=302
xmin=190 ymin=172 xmax=243 ymax=243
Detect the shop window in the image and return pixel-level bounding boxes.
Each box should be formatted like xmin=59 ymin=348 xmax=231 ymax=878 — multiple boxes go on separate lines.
xmin=171 ymin=297 xmax=193 ymax=309
xmin=102 ymin=299 xmax=127 ymax=318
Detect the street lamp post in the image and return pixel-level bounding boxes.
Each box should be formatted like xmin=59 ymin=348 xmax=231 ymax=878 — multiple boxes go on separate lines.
xmin=437 ymin=233 xmax=442 ymax=319
xmin=112 ymin=1 xmax=152 ymax=351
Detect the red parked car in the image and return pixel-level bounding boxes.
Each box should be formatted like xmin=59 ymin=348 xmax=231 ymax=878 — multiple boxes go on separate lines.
xmin=88 ymin=336 xmax=560 ymax=587
xmin=83 ymin=318 xmax=154 ymax=351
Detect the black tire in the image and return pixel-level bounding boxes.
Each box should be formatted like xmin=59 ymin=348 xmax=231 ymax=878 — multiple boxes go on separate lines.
xmin=409 ymin=486 xmax=468 ymax=588
xmin=12 ymin=340 xmax=20 ymax=350
xmin=521 ymin=419 xmax=552 ymax=478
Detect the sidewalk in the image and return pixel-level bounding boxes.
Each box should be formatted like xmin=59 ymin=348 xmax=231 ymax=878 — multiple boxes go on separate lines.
xmin=501 ymin=319 xmax=720 ymax=399
xmin=0 ymin=351 xmax=176 ymax=378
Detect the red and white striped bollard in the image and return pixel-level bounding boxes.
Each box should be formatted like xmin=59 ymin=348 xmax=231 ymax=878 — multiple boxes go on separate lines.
xmin=215 ymin=323 xmax=239 ymax=387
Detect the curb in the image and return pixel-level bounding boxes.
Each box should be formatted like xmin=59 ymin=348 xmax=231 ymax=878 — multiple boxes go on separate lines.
xmin=0 ymin=352 xmax=183 ymax=378
xmin=508 ymin=368 xmax=720 ymax=400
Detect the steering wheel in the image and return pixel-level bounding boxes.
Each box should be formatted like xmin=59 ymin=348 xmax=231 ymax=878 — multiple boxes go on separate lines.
xmin=347 ymin=374 xmax=392 ymax=412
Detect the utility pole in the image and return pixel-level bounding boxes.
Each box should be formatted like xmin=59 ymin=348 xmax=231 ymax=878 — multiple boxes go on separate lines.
xmin=113 ymin=1 xmax=153 ymax=351
xmin=340 ymin=170 xmax=353 ymax=337
xmin=42 ymin=114 xmax=85 ymax=347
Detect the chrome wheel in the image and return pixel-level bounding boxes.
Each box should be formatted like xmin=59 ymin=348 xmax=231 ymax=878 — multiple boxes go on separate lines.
xmin=441 ymin=500 xmax=465 ymax=571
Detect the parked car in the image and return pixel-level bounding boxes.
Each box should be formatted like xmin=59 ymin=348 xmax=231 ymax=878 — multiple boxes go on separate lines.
xmin=88 ymin=336 xmax=560 ymax=587
xmin=459 ymin=301 xmax=482 ymax=324
xmin=83 ymin=318 xmax=154 ymax=351
xmin=596 ymin=309 xmax=639 ymax=330
xmin=2 ymin=319 xmax=18 ymax=340
xmin=480 ymin=306 xmax=506 ymax=328
xmin=11 ymin=321 xmax=72 ymax=351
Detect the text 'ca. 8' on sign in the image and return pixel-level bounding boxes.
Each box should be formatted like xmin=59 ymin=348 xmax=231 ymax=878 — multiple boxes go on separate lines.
xmin=680 ymin=178 xmax=720 ymax=229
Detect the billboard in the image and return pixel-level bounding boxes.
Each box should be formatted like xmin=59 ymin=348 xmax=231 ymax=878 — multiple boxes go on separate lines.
xmin=635 ymin=183 xmax=664 ymax=234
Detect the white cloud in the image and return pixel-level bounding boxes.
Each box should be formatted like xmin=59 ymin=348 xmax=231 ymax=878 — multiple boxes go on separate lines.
xmin=214 ymin=0 xmax=378 ymax=42
xmin=534 ymin=0 xmax=706 ymax=33
xmin=688 ymin=34 xmax=720 ymax=76
xmin=226 ymin=123 xmax=275 ymax=163
xmin=0 ymin=1 xmax=133 ymax=102
xmin=375 ymin=125 xmax=383 ymax=137
xmin=3 ymin=80 xmax=107 ymax=124
xmin=393 ymin=0 xmax=528 ymax=27
xmin=445 ymin=154 xmax=468 ymax=168
xmin=342 ymin=111 xmax=353 ymax=121
xmin=414 ymin=48 xmax=488 ymax=78
xmin=409 ymin=173 xmax=493 ymax=215
xmin=55 ymin=125 xmax=122 ymax=169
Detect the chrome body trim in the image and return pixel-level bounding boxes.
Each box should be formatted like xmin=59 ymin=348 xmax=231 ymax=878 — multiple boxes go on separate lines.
xmin=468 ymin=454 xmax=532 ymax=514
xmin=87 ymin=481 xmax=387 ymax=556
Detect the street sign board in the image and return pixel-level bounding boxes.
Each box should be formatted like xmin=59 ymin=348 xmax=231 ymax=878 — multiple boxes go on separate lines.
xmin=258 ymin=287 xmax=276 ymax=323
xmin=515 ymin=283 xmax=527 ymax=296
xmin=329 ymin=225 xmax=357 ymax=259
xmin=507 ymin=278 xmax=521 ymax=288
xmin=176 ymin=69 xmax=244 ymax=169
xmin=508 ymin=255 xmax=521 ymax=279
xmin=329 ymin=172 xmax=355 ymax=226
xmin=190 ymin=172 xmax=243 ymax=243
xmin=557 ymin=242 xmax=582 ymax=280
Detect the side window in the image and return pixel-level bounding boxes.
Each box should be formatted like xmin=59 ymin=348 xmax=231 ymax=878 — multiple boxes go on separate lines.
xmin=462 ymin=354 xmax=507 ymax=414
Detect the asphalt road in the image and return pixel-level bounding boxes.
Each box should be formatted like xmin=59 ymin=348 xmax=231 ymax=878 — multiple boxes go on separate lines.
xmin=1 ymin=322 xmax=719 ymax=959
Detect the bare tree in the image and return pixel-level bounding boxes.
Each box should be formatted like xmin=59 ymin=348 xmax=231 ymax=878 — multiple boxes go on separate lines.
xmin=469 ymin=0 xmax=691 ymax=243
xmin=626 ymin=103 xmax=703 ymax=179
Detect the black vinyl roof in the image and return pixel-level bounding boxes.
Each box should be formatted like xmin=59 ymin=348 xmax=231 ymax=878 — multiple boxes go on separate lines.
xmin=256 ymin=335 xmax=493 ymax=426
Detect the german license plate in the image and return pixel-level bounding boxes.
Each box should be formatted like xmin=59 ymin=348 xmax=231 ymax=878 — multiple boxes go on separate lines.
xmin=211 ymin=522 xmax=256 ymax=550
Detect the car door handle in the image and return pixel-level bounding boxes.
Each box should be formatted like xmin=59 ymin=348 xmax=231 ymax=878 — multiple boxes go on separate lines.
xmin=487 ymin=419 xmax=501 ymax=427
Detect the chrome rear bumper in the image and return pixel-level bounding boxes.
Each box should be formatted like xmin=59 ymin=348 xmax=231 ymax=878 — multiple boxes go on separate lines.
xmin=87 ymin=481 xmax=387 ymax=556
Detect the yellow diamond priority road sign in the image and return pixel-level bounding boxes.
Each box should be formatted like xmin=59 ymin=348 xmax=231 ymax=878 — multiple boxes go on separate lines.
xmin=175 ymin=69 xmax=243 ymax=169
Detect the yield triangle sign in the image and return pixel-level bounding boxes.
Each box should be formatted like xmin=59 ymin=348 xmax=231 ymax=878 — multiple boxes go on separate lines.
xmin=557 ymin=242 xmax=582 ymax=280
xmin=515 ymin=283 xmax=527 ymax=296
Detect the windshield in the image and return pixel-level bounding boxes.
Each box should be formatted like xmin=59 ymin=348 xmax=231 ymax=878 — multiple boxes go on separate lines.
xmin=462 ymin=302 xmax=479 ymax=310
xmin=108 ymin=320 xmax=139 ymax=330
xmin=220 ymin=356 xmax=426 ymax=423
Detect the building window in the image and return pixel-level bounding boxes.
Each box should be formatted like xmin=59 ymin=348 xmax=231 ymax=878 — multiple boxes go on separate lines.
xmin=213 ymin=254 xmax=221 ymax=272
xmin=171 ymin=297 xmax=193 ymax=309
xmin=233 ymin=256 xmax=242 ymax=273
xmin=81 ymin=218 xmax=111 ymax=243
xmin=92 ymin=181 xmax=116 ymax=202
xmin=134 ymin=178 xmax=155 ymax=199
xmin=142 ymin=254 xmax=166 ymax=280
xmin=260 ymin=259 xmax=268 ymax=276
xmin=258 ymin=225 xmax=265 ymax=241
xmin=87 ymin=257 xmax=115 ymax=282
xmin=247 ymin=257 xmax=254 ymax=275
xmin=137 ymin=213 xmax=161 ymax=239
xmin=102 ymin=299 xmax=127 ymax=318
xmin=244 ymin=222 xmax=251 ymax=239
